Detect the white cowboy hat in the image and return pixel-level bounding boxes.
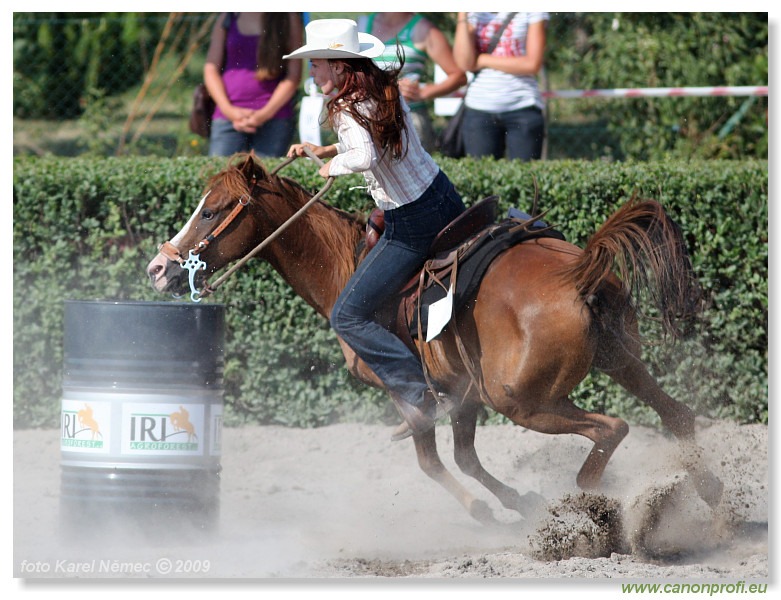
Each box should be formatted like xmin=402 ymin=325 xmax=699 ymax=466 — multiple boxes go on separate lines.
xmin=283 ymin=19 xmax=384 ymax=60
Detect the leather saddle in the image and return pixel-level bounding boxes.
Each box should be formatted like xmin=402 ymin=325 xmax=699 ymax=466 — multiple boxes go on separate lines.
xmin=362 ymin=196 xmax=564 ymax=407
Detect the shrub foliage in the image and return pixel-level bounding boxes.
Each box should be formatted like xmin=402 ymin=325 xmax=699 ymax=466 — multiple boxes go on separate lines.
xmin=13 ymin=156 xmax=767 ymax=429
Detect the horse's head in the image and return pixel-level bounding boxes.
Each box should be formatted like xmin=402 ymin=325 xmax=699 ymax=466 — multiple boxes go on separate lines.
xmin=146 ymin=153 xmax=269 ymax=300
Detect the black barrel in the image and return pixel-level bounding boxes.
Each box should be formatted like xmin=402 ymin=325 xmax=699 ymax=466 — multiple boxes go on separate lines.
xmin=59 ymin=300 xmax=224 ymax=538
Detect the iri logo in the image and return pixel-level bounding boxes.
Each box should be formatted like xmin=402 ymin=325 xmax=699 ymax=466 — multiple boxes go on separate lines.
xmin=61 ymin=401 xmax=108 ymax=452
xmin=122 ymin=403 xmax=205 ymax=455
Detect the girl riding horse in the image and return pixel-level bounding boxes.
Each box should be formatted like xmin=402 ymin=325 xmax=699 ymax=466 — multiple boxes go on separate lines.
xmin=285 ymin=19 xmax=466 ymax=437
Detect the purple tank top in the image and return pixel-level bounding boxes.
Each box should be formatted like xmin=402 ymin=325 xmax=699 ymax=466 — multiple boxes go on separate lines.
xmin=213 ymin=16 xmax=293 ymax=120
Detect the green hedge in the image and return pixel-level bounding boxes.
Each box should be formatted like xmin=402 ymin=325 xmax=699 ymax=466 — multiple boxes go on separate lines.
xmin=13 ymin=156 xmax=768 ymax=429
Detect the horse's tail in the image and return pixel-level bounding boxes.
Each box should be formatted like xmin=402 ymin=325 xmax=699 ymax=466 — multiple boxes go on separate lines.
xmin=564 ymin=198 xmax=703 ymax=339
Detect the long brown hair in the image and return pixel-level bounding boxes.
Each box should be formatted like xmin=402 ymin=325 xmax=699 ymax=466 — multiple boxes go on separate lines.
xmin=325 ymin=47 xmax=408 ymax=160
xmin=255 ymin=13 xmax=298 ymax=81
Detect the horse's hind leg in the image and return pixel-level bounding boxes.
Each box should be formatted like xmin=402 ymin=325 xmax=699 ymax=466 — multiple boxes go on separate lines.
xmin=605 ymin=353 xmax=723 ymax=508
xmin=451 ymin=401 xmax=546 ymax=519
xmin=609 ymin=356 xmax=695 ymax=439
xmin=411 ymin=427 xmax=498 ymax=525
xmin=504 ymin=397 xmax=630 ymax=491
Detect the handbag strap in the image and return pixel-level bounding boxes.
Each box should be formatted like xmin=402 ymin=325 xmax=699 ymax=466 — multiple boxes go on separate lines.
xmin=487 ymin=12 xmax=516 ymax=54
xmin=468 ymin=12 xmax=517 ymax=87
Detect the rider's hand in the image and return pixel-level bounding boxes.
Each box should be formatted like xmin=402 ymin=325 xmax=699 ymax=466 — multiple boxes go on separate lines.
xmin=287 ymin=142 xmax=317 ymax=159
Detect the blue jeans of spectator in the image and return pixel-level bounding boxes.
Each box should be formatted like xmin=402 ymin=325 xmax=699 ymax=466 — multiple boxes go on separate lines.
xmin=462 ymin=106 xmax=545 ymax=161
xmin=209 ymin=116 xmax=295 ymax=157
xmin=330 ymin=170 xmax=465 ymax=406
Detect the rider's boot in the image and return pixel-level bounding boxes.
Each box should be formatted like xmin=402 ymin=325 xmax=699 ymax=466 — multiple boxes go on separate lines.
xmin=389 ymin=390 xmax=456 ymax=441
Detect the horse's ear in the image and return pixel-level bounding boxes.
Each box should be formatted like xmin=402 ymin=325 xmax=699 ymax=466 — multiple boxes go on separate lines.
xmin=240 ymin=151 xmax=268 ymax=185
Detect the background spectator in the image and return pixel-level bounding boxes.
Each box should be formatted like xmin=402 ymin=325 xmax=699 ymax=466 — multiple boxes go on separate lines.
xmin=453 ymin=12 xmax=548 ymax=160
xmin=204 ymin=12 xmax=304 ymax=157
xmin=358 ymin=13 xmax=466 ymax=152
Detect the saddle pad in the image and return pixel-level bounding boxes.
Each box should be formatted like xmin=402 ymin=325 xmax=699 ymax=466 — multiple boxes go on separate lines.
xmin=411 ymin=220 xmax=566 ymax=339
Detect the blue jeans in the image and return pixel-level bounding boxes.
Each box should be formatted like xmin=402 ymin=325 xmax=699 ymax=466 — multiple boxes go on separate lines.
xmin=462 ymin=106 xmax=545 ymax=161
xmin=209 ymin=116 xmax=295 ymax=157
xmin=330 ymin=170 xmax=465 ymax=406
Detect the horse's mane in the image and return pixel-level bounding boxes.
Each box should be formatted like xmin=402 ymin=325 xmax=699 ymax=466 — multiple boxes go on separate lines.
xmin=273 ymin=176 xmax=364 ymax=290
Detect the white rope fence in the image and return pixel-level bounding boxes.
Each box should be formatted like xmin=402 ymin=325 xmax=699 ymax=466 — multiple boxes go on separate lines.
xmin=543 ymin=86 xmax=768 ymax=99
xmin=433 ymin=69 xmax=768 ymax=116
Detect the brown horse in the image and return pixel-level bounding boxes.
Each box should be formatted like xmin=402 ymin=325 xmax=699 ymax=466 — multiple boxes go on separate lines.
xmin=146 ymin=153 xmax=722 ymax=524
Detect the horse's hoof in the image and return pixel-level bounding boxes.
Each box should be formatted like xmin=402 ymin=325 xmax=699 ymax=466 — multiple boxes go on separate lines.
xmin=693 ymin=468 xmax=724 ymax=509
xmin=680 ymin=444 xmax=724 ymax=508
xmin=469 ymin=499 xmax=498 ymax=525
xmin=575 ymin=471 xmax=601 ymax=491
xmin=518 ymin=491 xmax=548 ymax=520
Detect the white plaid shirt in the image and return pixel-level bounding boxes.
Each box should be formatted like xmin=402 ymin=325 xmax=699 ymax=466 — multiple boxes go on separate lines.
xmin=327 ymin=97 xmax=440 ymax=211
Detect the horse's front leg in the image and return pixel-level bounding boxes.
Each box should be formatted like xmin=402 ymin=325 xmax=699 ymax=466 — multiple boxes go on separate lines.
xmin=451 ymin=402 xmax=546 ymax=520
xmin=411 ymin=427 xmax=498 ymax=525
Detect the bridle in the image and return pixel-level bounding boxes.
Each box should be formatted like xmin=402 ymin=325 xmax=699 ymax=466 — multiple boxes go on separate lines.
xmin=158 ymin=150 xmax=332 ymax=302
xmin=157 ymin=177 xmax=256 ymax=302
xmin=158 ymin=191 xmax=250 ymax=264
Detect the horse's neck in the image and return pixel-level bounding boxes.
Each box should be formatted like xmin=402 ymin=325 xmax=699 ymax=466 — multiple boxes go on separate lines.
xmin=255 ymin=189 xmax=362 ymax=319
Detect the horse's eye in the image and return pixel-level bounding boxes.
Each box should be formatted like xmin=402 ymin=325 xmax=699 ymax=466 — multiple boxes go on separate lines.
xmin=201 ymin=209 xmax=215 ymax=220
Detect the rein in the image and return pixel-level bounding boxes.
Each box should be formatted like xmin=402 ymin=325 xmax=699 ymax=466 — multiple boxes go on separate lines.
xmin=162 ymin=149 xmax=332 ymax=302
xmin=198 ymin=176 xmax=333 ymax=300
